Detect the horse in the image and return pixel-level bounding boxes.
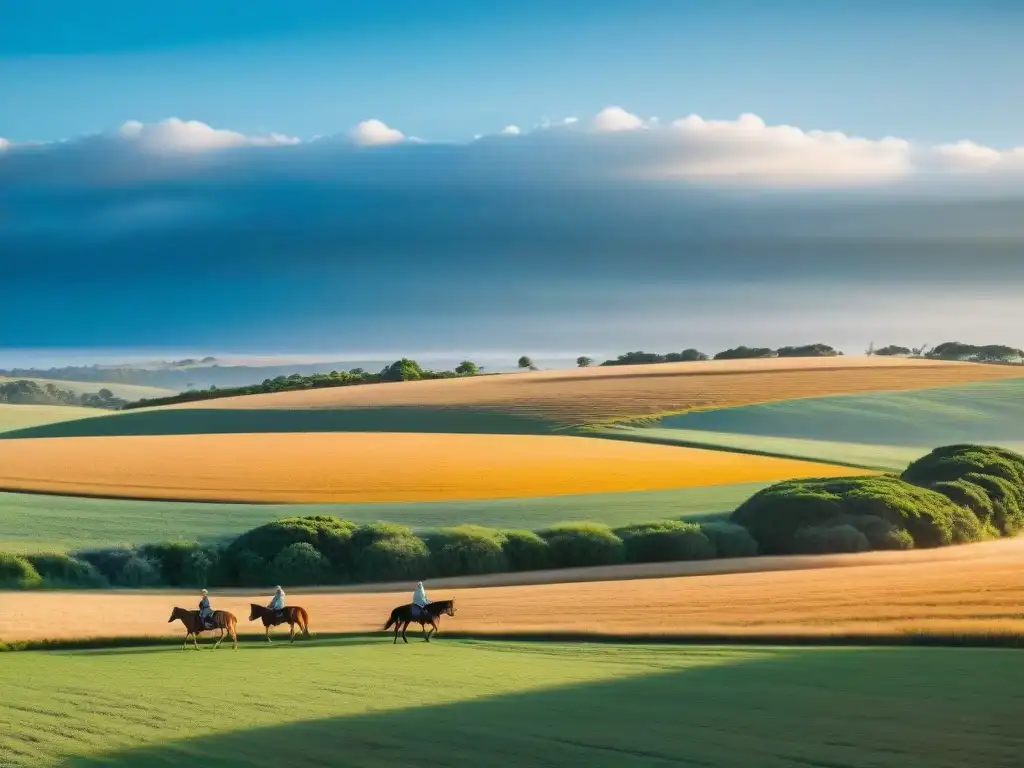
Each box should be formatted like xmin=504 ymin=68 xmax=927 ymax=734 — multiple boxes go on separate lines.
xmin=168 ymin=607 xmax=238 ymax=651
xmin=248 ymin=604 xmax=312 ymax=643
xmin=383 ymin=599 xmax=456 ymax=644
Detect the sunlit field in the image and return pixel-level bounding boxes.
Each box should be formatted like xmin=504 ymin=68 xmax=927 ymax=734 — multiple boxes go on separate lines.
xmin=0 ymin=432 xmax=864 ymax=503
xmin=0 ymin=641 xmax=1020 ymax=767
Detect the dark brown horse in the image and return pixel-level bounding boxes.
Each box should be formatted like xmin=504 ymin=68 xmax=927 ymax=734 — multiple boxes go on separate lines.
xmin=168 ymin=607 xmax=238 ymax=650
xmin=383 ymin=599 xmax=456 ymax=644
xmin=248 ymin=604 xmax=311 ymax=643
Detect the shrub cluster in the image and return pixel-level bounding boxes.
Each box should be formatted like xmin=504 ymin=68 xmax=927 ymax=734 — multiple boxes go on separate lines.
xmin=732 ymin=444 xmax=1024 ymax=554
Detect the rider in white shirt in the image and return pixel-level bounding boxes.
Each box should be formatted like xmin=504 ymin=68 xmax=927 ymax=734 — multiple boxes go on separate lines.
xmin=269 ymin=586 xmax=286 ymax=614
xmin=412 ymin=581 xmax=430 ymax=618
xmin=198 ymin=589 xmax=214 ymax=627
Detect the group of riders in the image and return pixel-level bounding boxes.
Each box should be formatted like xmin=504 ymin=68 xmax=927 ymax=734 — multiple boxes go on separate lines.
xmin=196 ymin=581 xmax=433 ymax=629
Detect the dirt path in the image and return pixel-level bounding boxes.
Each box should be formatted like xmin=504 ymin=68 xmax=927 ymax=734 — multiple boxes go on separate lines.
xmin=4 ymin=538 xmax=1022 ymax=643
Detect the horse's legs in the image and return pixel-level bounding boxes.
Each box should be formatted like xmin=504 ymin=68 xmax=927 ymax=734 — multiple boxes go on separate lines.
xmin=230 ymin=622 xmax=238 ymax=650
xmin=182 ymin=632 xmax=191 ymax=651
xmin=393 ymin=620 xmax=400 ymax=644
xmin=289 ymin=623 xmax=296 ymax=643
xmin=401 ymin=621 xmax=409 ymax=644
xmin=193 ymin=631 xmax=201 ymax=650
xmin=213 ymin=628 xmax=225 ymax=650
xmin=426 ymin=621 xmax=437 ymax=641
xmin=421 ymin=620 xmax=430 ymax=642
xmin=265 ymin=624 xmax=272 ymax=643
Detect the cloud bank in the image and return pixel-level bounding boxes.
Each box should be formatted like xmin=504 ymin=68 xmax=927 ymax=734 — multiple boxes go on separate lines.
xmin=3 ymin=106 xmax=1024 ymax=191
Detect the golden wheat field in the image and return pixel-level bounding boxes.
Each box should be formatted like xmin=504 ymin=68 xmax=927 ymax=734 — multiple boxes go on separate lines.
xmin=4 ymin=538 xmax=1021 ymax=643
xmin=0 ymin=432 xmax=864 ymax=503
xmin=166 ymin=356 xmax=1024 ymax=426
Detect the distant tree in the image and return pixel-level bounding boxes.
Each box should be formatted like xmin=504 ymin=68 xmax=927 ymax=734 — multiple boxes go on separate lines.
xmin=576 ymin=356 xmax=593 ymax=368
xmin=713 ymin=346 xmax=777 ymax=361
xmin=455 ymin=360 xmax=480 ymax=375
xmin=517 ymin=356 xmax=536 ymax=371
xmin=380 ymin=358 xmax=425 ymax=382
xmin=97 ymin=388 xmax=114 ymax=401
xmin=874 ymin=345 xmax=911 ymax=357
xmin=776 ymin=344 xmax=839 ymax=358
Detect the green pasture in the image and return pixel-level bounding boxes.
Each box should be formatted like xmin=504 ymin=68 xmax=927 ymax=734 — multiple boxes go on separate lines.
xmin=0 ymin=640 xmax=1019 ymax=767
xmin=0 ymin=483 xmax=757 ymax=552
xmin=600 ymin=427 xmax=926 ymax=470
xmin=0 ymin=405 xmax=556 ymax=440
xmin=647 ymin=379 xmax=1024 ymax=455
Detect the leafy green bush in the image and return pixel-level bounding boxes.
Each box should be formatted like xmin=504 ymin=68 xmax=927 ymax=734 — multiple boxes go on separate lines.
xmin=731 ymin=474 xmax=985 ymax=554
xmin=0 ymin=553 xmax=43 ymax=589
xmin=139 ymin=542 xmax=201 ymax=586
xmin=76 ymin=548 xmax=137 ymax=584
xmin=426 ymin=525 xmax=508 ymax=577
xmin=25 ymin=553 xmax=107 ymax=588
xmin=500 ymin=529 xmax=551 ymax=571
xmin=699 ymin=521 xmax=759 ymax=558
xmin=903 ymin=445 xmax=1024 ymax=536
xmin=793 ymin=524 xmax=870 ymax=554
xmin=614 ymin=521 xmax=715 ymax=563
xmin=229 ymin=515 xmax=357 ymax=575
xmin=118 ymin=554 xmax=163 ymax=587
xmin=220 ymin=548 xmax=269 ymax=587
xmin=352 ymin=523 xmax=430 ymax=582
xmin=838 ymin=515 xmax=914 ymax=550
xmin=181 ymin=548 xmax=219 ymax=586
xmin=539 ymin=523 xmax=625 ymax=568
xmin=271 ymin=542 xmax=332 ymax=585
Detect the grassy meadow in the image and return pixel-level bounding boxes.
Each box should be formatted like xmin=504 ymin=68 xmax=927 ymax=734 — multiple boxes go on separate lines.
xmin=0 ymin=433 xmax=862 ymax=504
xmin=0 ymin=403 xmax=107 ymax=435
xmin=0 ymin=375 xmax=174 ymax=401
xmin=655 ymin=378 xmax=1024 ymax=448
xmin=0 ymin=483 xmax=762 ymax=552
xmin=1 ymin=641 xmax=1020 ymax=767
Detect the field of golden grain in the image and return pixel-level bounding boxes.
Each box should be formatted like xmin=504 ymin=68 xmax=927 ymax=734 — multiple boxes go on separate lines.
xmin=4 ymin=538 xmax=1021 ymax=643
xmin=0 ymin=432 xmax=864 ymax=503
xmin=167 ymin=356 xmax=1024 ymax=426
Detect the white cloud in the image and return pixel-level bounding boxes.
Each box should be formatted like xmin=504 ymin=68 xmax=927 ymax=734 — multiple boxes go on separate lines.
xmin=592 ymin=106 xmax=646 ymax=132
xmin=350 ymin=119 xmax=406 ymax=146
xmin=500 ymin=125 xmax=521 ymax=136
xmin=117 ymin=118 xmax=299 ymax=152
xmin=0 ymin=137 xmax=9 ymax=152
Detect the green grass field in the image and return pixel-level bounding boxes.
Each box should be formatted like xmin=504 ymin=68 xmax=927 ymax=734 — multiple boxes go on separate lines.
xmin=0 ymin=483 xmax=757 ymax=552
xmin=0 ymin=640 xmax=1019 ymax=767
xmin=0 ymin=406 xmax=555 ymax=440
xmin=597 ymin=427 xmax=924 ymax=470
xmin=650 ymin=379 xmax=1024 ymax=453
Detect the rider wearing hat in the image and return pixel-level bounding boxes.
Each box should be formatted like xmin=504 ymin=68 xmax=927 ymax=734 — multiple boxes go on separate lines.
xmin=198 ymin=589 xmax=214 ymax=628
xmin=411 ymin=581 xmax=430 ymax=619
xmin=268 ymin=585 xmax=286 ymax=617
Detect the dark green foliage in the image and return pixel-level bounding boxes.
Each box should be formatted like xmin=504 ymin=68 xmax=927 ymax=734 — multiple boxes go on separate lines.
xmin=379 ymin=358 xmax=425 ymax=382
xmin=351 ymin=522 xmax=430 ymax=582
xmin=138 ymin=542 xmax=201 ymax=586
xmin=837 ymin=515 xmax=914 ymax=550
xmin=793 ymin=524 xmax=870 ymax=554
xmin=118 ymin=554 xmax=163 ymax=587
xmin=539 ymin=523 xmax=625 ymax=568
xmin=353 ymin=536 xmax=431 ymax=583
xmin=873 ymin=345 xmax=911 ymax=356
xmin=25 ymin=553 xmax=107 ymax=587
xmin=731 ymin=474 xmax=983 ymax=554
xmin=0 ymin=553 xmax=42 ymax=588
xmin=426 ymin=526 xmax=508 ymax=577
xmin=614 ymin=521 xmax=716 ymax=563
xmin=500 ymin=530 xmax=551 ymax=571
xmin=271 ymin=543 xmax=332 ymax=585
xmin=599 ymin=349 xmax=708 ymax=366
xmin=76 ymin=548 xmax=136 ymax=583
xmin=182 ymin=548 xmax=218 ymax=587
xmin=928 ymin=341 xmax=1024 ymax=363
xmin=699 ymin=521 xmax=759 ymax=558
xmin=0 ymin=379 xmax=126 ymax=409
xmin=455 ymin=360 xmax=480 ymax=375
xmin=222 ymin=548 xmax=268 ymax=587
xmin=713 ymin=346 xmax=777 ymax=360
xmin=229 ymin=515 xmax=356 ymax=575
xmin=903 ymin=444 xmax=1024 ymax=535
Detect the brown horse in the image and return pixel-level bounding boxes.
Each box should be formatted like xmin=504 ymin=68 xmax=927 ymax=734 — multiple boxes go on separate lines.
xmin=383 ymin=599 xmax=456 ymax=644
xmin=168 ymin=607 xmax=238 ymax=650
xmin=249 ymin=604 xmax=311 ymax=643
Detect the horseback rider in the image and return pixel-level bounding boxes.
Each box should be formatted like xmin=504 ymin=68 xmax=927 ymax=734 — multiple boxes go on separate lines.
xmin=198 ymin=589 xmax=214 ymax=629
xmin=268 ymin=585 xmax=286 ymax=619
xmin=411 ymin=581 xmax=430 ymax=620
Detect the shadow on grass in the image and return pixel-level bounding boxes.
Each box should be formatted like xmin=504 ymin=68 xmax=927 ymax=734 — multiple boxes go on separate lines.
xmin=0 ymin=406 xmax=555 ymax=440
xmin=58 ymin=645 xmax=1022 ymax=768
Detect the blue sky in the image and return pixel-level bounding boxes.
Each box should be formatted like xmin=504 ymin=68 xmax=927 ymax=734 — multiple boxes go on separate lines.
xmin=2 ymin=1 xmax=1023 ymax=365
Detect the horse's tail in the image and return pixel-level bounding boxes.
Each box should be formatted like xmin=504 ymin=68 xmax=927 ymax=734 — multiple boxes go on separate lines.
xmin=297 ymin=606 xmax=311 ymax=636
xmin=384 ymin=609 xmax=398 ymax=631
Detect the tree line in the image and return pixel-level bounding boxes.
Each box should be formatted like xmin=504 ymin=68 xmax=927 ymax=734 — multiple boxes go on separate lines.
xmin=3 ymin=444 xmax=1019 ymax=591
xmin=0 ymin=380 xmax=127 ymax=409
xmin=868 ymin=341 xmax=1023 ymax=363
